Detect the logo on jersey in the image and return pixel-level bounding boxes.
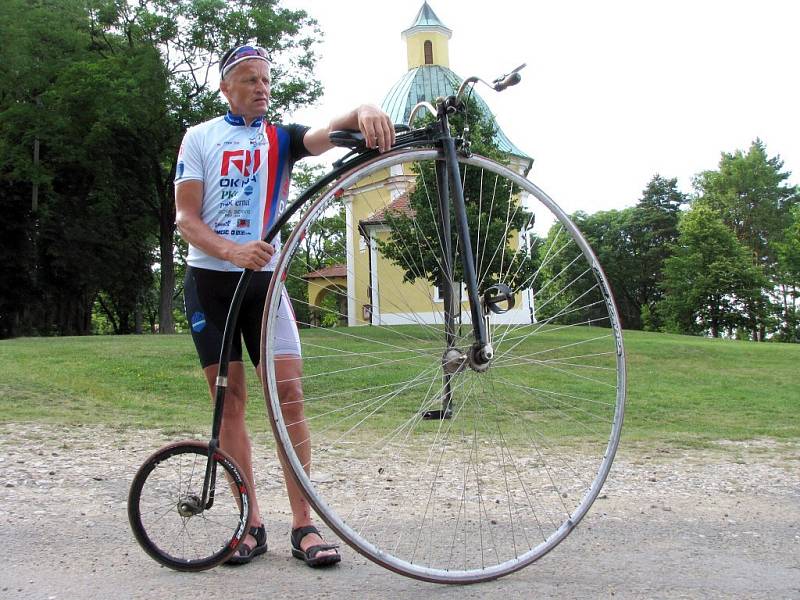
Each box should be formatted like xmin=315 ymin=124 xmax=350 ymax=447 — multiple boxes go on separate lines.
xmin=221 ymin=149 xmax=261 ymax=177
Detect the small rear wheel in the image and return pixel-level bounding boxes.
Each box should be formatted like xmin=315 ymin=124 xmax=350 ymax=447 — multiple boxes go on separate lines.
xmin=127 ymin=441 xmax=253 ymax=571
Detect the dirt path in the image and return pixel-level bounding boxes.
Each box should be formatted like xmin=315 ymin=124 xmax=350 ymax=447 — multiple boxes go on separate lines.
xmin=1 ymin=424 xmax=798 ymax=599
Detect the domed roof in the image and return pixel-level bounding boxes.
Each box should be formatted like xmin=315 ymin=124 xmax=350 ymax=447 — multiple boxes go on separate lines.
xmin=381 ymin=65 xmax=532 ymax=164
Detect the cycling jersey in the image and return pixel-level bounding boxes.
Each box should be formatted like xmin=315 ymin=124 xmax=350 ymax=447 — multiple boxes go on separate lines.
xmin=175 ymin=112 xmax=310 ymax=271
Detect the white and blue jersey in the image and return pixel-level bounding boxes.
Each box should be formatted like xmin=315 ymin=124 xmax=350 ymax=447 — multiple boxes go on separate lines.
xmin=175 ymin=112 xmax=310 ymax=271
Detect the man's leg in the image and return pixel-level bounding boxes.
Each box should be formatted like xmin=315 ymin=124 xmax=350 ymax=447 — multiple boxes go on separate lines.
xmin=202 ymin=361 xmax=263 ymax=550
xmin=259 ymin=355 xmax=337 ymax=559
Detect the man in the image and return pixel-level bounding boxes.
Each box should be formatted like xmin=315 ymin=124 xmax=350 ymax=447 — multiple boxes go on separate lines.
xmin=174 ymin=44 xmax=395 ymax=566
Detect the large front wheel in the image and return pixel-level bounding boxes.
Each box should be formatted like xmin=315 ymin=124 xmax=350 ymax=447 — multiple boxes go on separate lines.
xmin=262 ymin=149 xmax=626 ymax=583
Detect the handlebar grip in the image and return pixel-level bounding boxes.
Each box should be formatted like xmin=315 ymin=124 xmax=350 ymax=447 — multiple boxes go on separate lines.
xmin=493 ymin=71 xmax=522 ymax=92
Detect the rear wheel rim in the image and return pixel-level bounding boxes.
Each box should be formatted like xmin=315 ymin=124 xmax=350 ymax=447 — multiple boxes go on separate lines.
xmin=127 ymin=441 xmax=251 ymax=571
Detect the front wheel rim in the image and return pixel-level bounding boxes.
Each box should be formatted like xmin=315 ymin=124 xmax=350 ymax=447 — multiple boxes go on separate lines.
xmin=262 ymin=149 xmax=626 ymax=583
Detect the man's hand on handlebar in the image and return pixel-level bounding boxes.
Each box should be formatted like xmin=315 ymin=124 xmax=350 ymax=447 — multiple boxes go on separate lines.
xmin=357 ymin=104 xmax=396 ymax=153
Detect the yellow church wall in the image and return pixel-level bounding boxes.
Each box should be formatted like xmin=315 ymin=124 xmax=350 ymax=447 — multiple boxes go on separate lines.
xmin=405 ymin=32 xmax=450 ymax=69
xmin=346 ymin=167 xmax=396 ymax=325
xmin=348 ymin=163 xmax=530 ymax=324
xmin=351 ymin=222 xmax=371 ymax=325
xmin=374 ymin=234 xmax=433 ymax=316
xmin=371 ymin=230 xmax=473 ymax=320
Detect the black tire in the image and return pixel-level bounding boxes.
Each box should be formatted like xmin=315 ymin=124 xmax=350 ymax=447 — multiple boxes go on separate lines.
xmin=127 ymin=441 xmax=253 ymax=571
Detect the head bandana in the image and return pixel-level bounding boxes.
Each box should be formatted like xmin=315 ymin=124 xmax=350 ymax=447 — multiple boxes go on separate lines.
xmin=220 ymin=45 xmax=270 ymax=79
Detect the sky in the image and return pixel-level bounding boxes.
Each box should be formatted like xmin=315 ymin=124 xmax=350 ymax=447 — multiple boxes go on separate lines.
xmin=281 ymin=0 xmax=800 ymax=215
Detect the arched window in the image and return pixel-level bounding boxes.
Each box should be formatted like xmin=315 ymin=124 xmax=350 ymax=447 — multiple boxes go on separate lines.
xmin=424 ymin=40 xmax=433 ymax=64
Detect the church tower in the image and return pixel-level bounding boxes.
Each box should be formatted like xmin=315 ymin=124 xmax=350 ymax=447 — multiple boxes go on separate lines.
xmin=382 ymin=4 xmax=531 ymax=170
xmin=310 ymin=2 xmax=533 ymax=327
xmin=401 ymin=2 xmax=452 ymax=69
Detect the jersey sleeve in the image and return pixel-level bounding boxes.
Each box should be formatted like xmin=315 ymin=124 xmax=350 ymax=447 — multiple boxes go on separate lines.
xmin=284 ymin=123 xmax=312 ymax=163
xmin=174 ymin=126 xmax=205 ymax=183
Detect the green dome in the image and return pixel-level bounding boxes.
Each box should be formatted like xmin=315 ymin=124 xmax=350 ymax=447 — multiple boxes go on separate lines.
xmin=381 ymin=64 xmax=532 ymax=166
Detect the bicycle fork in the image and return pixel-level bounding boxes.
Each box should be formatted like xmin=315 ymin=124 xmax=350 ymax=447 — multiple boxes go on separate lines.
xmin=425 ymin=112 xmax=496 ymax=420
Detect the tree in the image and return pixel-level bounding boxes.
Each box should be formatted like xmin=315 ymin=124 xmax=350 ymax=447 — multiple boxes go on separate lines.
xmin=0 ymin=0 xmax=323 ymax=337
xmin=0 ymin=0 xmax=95 ymax=336
xmin=535 ymin=212 xmax=609 ymax=327
xmin=0 ymin=1 xmax=162 ymax=336
xmin=83 ymin=0 xmax=323 ymax=333
xmin=564 ymin=175 xmax=687 ymax=330
xmin=379 ymin=100 xmax=536 ymax=297
xmin=658 ymin=205 xmax=767 ymax=338
xmin=694 ymin=139 xmax=799 ymax=339
xmin=775 ymin=206 xmax=800 ymax=341
xmin=571 ymin=209 xmax=638 ymax=327
xmin=44 ymin=46 xmax=166 ymax=334
xmin=630 ymin=175 xmax=687 ymax=329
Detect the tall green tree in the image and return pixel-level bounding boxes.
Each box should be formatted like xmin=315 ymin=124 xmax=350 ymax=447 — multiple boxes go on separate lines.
xmin=535 ymin=212 xmax=608 ymax=327
xmin=694 ymin=140 xmax=799 ymax=339
xmin=0 ymin=0 xmax=323 ymax=337
xmin=83 ymin=0 xmax=323 ymax=333
xmin=0 ymin=0 xmax=154 ymax=336
xmin=566 ymin=175 xmax=686 ymax=330
xmin=658 ymin=205 xmax=767 ymax=337
xmin=775 ymin=205 xmax=800 ymax=341
xmin=630 ymin=175 xmax=687 ymax=329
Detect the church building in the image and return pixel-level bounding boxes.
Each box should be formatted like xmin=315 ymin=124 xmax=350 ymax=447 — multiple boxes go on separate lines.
xmin=304 ymin=2 xmax=533 ymax=327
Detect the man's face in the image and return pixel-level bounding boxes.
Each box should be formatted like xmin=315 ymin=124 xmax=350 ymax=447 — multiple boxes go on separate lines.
xmin=220 ymin=60 xmax=271 ymax=118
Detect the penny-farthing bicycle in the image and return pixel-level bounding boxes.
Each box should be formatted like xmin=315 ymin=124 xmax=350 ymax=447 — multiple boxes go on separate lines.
xmin=128 ymin=66 xmax=626 ymax=583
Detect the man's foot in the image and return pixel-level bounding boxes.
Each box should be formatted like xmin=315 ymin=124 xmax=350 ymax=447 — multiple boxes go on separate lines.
xmin=290 ymin=525 xmax=341 ymax=567
xmin=225 ymin=524 xmax=268 ymax=565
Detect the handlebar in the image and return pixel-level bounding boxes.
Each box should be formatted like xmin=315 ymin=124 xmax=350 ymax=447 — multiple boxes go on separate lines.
xmin=492 ymin=69 xmax=523 ymax=92
xmin=330 ymin=64 xmax=526 ymax=158
xmin=406 ymin=63 xmax=527 ymax=126
xmin=455 ymin=63 xmax=526 ymax=102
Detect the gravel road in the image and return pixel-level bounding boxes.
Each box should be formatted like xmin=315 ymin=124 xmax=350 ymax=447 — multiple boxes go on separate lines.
xmin=1 ymin=424 xmax=798 ymax=599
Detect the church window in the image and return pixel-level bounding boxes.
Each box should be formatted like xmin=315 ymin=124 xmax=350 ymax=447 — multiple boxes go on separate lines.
xmin=424 ymin=40 xmax=433 ymax=64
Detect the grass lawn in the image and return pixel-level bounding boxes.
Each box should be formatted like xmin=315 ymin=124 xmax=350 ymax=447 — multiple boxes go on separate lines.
xmin=0 ymin=328 xmax=797 ymax=445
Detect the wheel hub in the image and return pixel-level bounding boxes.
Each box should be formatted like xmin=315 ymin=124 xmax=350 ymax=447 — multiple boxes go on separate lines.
xmin=177 ymin=494 xmax=202 ymax=517
xmin=467 ymin=344 xmax=493 ymax=373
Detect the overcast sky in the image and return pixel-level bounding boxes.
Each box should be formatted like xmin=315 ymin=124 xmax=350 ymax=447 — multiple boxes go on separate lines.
xmin=281 ymin=0 xmax=800 ymax=215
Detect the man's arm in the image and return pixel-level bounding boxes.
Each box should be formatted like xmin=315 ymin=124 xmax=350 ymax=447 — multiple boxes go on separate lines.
xmin=302 ymin=103 xmax=395 ymax=156
xmin=175 ymin=180 xmax=274 ymax=270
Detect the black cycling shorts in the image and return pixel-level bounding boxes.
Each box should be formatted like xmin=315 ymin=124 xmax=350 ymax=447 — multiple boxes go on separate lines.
xmin=183 ymin=266 xmax=300 ymax=368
